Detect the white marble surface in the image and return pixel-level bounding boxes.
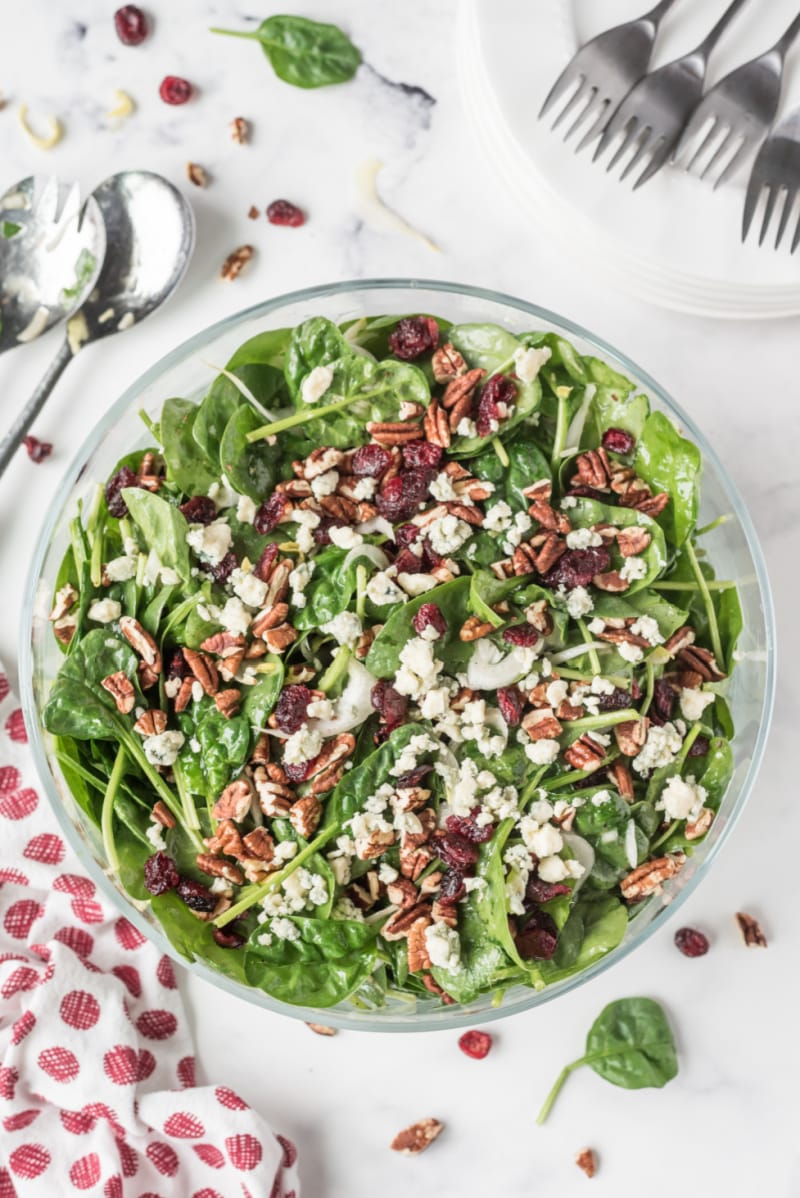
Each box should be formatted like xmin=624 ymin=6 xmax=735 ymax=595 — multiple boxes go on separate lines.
xmin=1 ymin=2 xmax=798 ymax=1195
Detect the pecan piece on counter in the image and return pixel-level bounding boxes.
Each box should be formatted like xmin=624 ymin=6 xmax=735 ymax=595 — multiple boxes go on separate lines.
xmin=230 ymin=116 xmax=249 ymax=144
xmin=289 ymin=794 xmax=322 ymax=839
xmin=220 ymin=244 xmax=254 ymax=281
xmin=576 ymin=1148 xmax=598 ymax=1179
xmin=735 ymin=911 xmax=767 ymax=947
xmin=620 ymin=852 xmax=686 ymax=900
xmin=182 ymin=647 xmax=219 ymax=696
xmin=101 ymin=671 xmax=135 ymax=714
xmin=390 ymin=1117 xmax=444 ymax=1155
xmin=133 ymin=709 xmax=168 ymax=737
xmin=212 ymin=776 xmax=255 ymax=823
xmin=306 ymin=1022 xmax=337 ymax=1036
xmin=186 ymin=161 xmax=208 ymax=187
xmin=431 ymin=341 xmax=467 ymax=383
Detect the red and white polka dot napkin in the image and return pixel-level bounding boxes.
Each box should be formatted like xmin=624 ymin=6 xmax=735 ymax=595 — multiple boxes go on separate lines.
xmin=0 ymin=667 xmax=301 ymax=1197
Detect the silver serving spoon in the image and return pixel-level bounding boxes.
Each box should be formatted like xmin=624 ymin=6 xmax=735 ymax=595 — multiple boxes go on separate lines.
xmin=0 ymin=176 xmax=106 ymax=353
xmin=0 ymin=170 xmax=195 ymax=475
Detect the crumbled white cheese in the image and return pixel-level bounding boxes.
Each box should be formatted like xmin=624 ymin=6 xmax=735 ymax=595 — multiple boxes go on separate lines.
xmin=618 ymin=641 xmax=644 ymax=664
xmin=504 ymin=843 xmax=533 ymax=914
xmin=328 ymin=525 xmax=363 ymax=550
xmin=419 ymin=687 xmax=451 ymax=720
xmin=88 ymin=598 xmax=121 ymax=624
xmin=479 ymin=784 xmax=519 ymax=822
xmin=463 ymin=876 xmax=488 ymax=895
xmin=394 ymin=637 xmax=443 ymax=701
xmin=658 ymin=774 xmax=707 ymax=821
xmin=142 ymin=730 xmax=185 ymax=768
xmin=679 ymin=688 xmax=715 ymax=722
xmin=590 ymin=675 xmax=615 ymax=696
xmin=565 ymin=586 xmax=594 ymax=619
xmin=346 ymin=811 xmax=394 ymax=858
xmin=145 ymin=822 xmax=166 ymax=851
xmin=456 ymin=417 xmax=478 ymax=438
xmin=524 ymin=739 xmax=560 ymax=765
xmin=366 ymin=569 xmax=406 ymax=607
xmin=307 ymin=697 xmax=334 ymax=720
xmin=502 ymin=511 xmax=533 ymax=554
xmin=293 ymin=508 xmax=321 ymax=554
xmin=378 ymin=862 xmax=399 ymax=884
xmin=460 ymin=699 xmax=507 ymax=759
xmin=483 ymin=501 xmax=513 ymax=533
xmin=289 ymin=560 xmax=315 ymax=609
xmin=513 ymin=344 xmax=552 ymax=383
xmin=219 ymin=597 xmax=252 ymax=637
xmin=561 ymin=495 xmax=578 ymax=510
xmin=284 ymin=725 xmax=324 ymax=765
xmin=208 ymin=477 xmax=237 ymax=511
xmin=546 ymin=679 xmax=569 ymax=708
xmin=105 ymin=555 xmax=138 ymax=582
xmin=236 ymin=495 xmax=257 ymax=524
xmin=311 ymin=469 xmax=339 ymax=500
xmin=231 ymin=568 xmax=268 ymax=610
xmin=566 ymin=527 xmax=603 ymax=550
xmin=351 ymin=477 xmax=377 ymax=501
xmin=321 ymin=611 xmax=362 ymax=647
xmin=633 ymin=722 xmax=684 ymax=777
xmin=537 ymin=855 xmax=570 ymax=883
xmin=271 ymin=917 xmax=301 ymax=942
xmin=425 ymin=923 xmax=462 ymax=971
xmin=630 ymin=615 xmax=664 ymax=645
xmin=273 ymin=841 xmax=299 ymax=864
xmin=301 ymin=364 xmax=334 ymax=405
xmin=430 ymin=472 xmax=459 ymax=502
xmin=397 ymin=572 xmax=438 ymax=597
xmin=587 ymin=617 xmax=606 ymax=636
xmin=620 ymin=555 xmax=648 ymax=583
xmin=186 ymin=519 xmax=232 ymax=565
xmin=529 ymin=823 xmax=564 ymax=858
xmin=426 ymin=514 xmax=473 ymax=557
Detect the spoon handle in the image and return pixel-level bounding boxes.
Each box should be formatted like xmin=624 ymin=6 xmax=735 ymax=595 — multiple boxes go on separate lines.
xmin=0 ymin=340 xmax=73 ymax=477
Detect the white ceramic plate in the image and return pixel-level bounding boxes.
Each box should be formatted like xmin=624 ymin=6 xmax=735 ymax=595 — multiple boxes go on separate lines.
xmin=459 ymin=0 xmax=800 ymax=318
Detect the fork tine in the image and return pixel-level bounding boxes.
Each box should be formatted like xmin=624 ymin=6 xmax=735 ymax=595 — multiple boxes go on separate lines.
xmin=791 ymin=208 xmax=800 ymax=254
xmin=619 ymin=129 xmax=654 ymax=182
xmin=775 ymin=188 xmax=797 ymax=250
xmin=550 ymin=76 xmax=590 ymax=132
xmin=759 ymin=185 xmax=780 ymax=246
xmin=699 ymin=126 xmax=735 ymax=182
xmin=684 ymin=118 xmax=721 ymax=176
xmin=742 ymin=172 xmax=763 ymax=242
xmin=632 ymin=136 xmax=672 ymax=189
xmin=712 ymin=135 xmax=750 ymax=191
xmin=604 ymin=118 xmax=641 ymax=173
xmin=539 ymin=65 xmax=582 ymax=120
xmin=564 ymin=87 xmax=603 ymax=144
xmin=574 ymin=98 xmax=612 ymax=154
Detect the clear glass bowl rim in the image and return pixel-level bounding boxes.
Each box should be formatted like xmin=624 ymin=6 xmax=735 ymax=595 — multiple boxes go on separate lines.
xmin=20 ymin=277 xmax=777 ymax=1032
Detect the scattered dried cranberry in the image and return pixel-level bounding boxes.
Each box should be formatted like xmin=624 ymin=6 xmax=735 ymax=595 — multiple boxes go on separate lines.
xmin=566 ymin=483 xmax=608 ymax=502
xmin=476 ymin=374 xmax=517 ymax=437
xmin=388 ymin=316 xmax=439 ymax=361
xmin=114 ymin=4 xmax=148 ymax=45
xmin=312 ymin=516 xmax=347 ymax=546
xmin=497 ymin=686 xmax=523 ymax=727
xmin=458 ymin=1030 xmax=492 ymax=1060
xmin=253 ymin=542 xmax=280 ymax=582
xmin=143 ymin=852 xmax=179 ymax=896
xmin=105 ymin=466 xmax=138 ymax=518
xmin=212 ymin=927 xmax=246 ymax=949
xmin=284 ymin=759 xmax=314 ymax=784
xmin=352 ymin=444 xmax=391 ymax=477
xmin=543 ymin=545 xmax=611 ymax=590
xmin=275 ymin=685 xmax=312 ymax=734
xmin=502 ymin=624 xmax=540 ymax=648
xmin=394 ymin=523 xmax=420 ymax=548
xmin=413 ymin=603 xmax=447 ymax=639
xmin=370 ymin=681 xmax=407 ymax=729
xmin=688 ymin=735 xmax=710 ymax=757
xmin=23 ymin=435 xmax=52 ymax=463
xmin=376 ymin=469 xmax=431 ymax=522
xmin=202 ymin=550 xmax=237 ymax=584
xmin=674 ymin=927 xmax=709 ymax=957
xmin=525 ymin=876 xmax=571 ymax=904
xmin=179 ymin=495 xmax=217 ymax=525
xmin=175 ymin=877 xmax=217 ymax=912
xmin=159 ymin=75 xmax=192 ymax=105
xmin=515 ymin=909 xmax=559 ymax=960
xmin=597 ymin=686 xmax=633 ymax=713
xmin=254 ymin=493 xmax=287 ymax=534
xmin=267 ymin=200 xmax=305 ymax=227
xmin=436 ymin=832 xmax=479 ymax=869
xmin=402 ymin=441 xmax=442 ymax=470
xmin=602 ymin=427 xmax=635 ymax=455
xmin=436 ymin=869 xmax=466 ymax=907
xmin=395 ymin=764 xmax=433 ymax=789
xmin=651 ymin=678 xmax=677 ymax=725
xmin=445 ymin=809 xmax=494 ymax=845
xmin=167 ymin=649 xmax=190 ymax=680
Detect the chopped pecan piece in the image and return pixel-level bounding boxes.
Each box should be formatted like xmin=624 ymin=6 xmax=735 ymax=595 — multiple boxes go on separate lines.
xmin=119 ymin=616 xmax=161 ymax=671
xmin=133 ymin=709 xmax=168 ymax=737
xmin=263 ymin=623 xmax=298 ymax=654
xmin=564 ymin=735 xmax=606 ymax=771
xmin=242 ymin=827 xmax=276 ymax=863
xmin=664 ymin=626 xmax=696 ymax=657
xmin=407 ymin=916 xmax=432 ymax=973
xmin=390 ymin=1117 xmax=443 ymax=1155
xmin=735 ymin=911 xmax=767 ymax=947
xmin=432 ymin=342 xmax=467 ymax=383
xmin=431 ymin=899 xmax=457 ymax=927
xmin=593 ymin=570 xmax=629 ymax=593
xmin=301 ymin=446 xmax=346 ymax=478
xmin=394 ymin=785 xmax=431 ymax=813
xmin=366 ymin=421 xmax=422 ymax=447
xmin=356 ymin=827 xmax=395 ymax=861
xmin=214 ymin=688 xmax=241 ymax=718
xmin=251 ymin=602 xmax=290 ymax=638
xmin=574 ymin=448 xmax=612 ymax=490
xmin=678 ymin=644 xmax=726 ymax=681
xmin=289 ymin=794 xmax=322 ymax=839
xmin=209 ymin=819 xmax=246 ymax=860
xmin=230 ymin=116 xmax=249 ymax=144
xmin=617 ymin=526 xmax=652 ymax=556
xmin=441 ymin=367 xmax=485 ymax=410
xmin=221 ymin=244 xmax=254 ymax=281
xmin=685 ymin=807 xmax=714 ymax=841
xmin=402 ymin=808 xmax=437 ymax=849
xmin=624 ymin=489 xmax=670 ymax=518
xmin=182 ymin=648 xmax=218 ymax=696
xmin=50 ymin=583 xmax=78 ymax=621
xmin=212 ymin=777 xmax=255 ymax=823
xmin=101 ymin=671 xmax=135 ymax=714
xmin=382 ymin=903 xmax=432 ymax=941
xmin=173 ymin=676 xmax=195 ymax=713
xmin=399 ymin=842 xmax=434 ymax=880
xmin=200 ymin=632 xmax=246 ymax=658
xmin=614 ymin=718 xmax=649 ymax=756
xmin=307 ymin=733 xmax=356 ymax=796
xmin=253 ymin=766 xmax=294 ymax=817
xmin=386 ymin=877 xmax=418 ymax=909
xmin=53 ymin=616 xmax=78 ymax=645
xmin=620 ymin=852 xmax=686 ymax=900
xmin=306 ymin=1022 xmax=337 ymax=1036
xmin=196 ymin=853 xmax=244 ymax=886
xmin=576 ymin=1148 xmax=597 ymax=1179
xmin=607 ymin=759 xmax=635 ymax=801
xmin=423 ymin=398 xmax=450 ymax=448
xmin=459 ymin=615 xmax=494 ymax=642
xmin=522 ymin=708 xmax=563 ymax=741
xmin=186 ymin=161 xmax=208 ymax=187
xmin=152 ymin=801 xmax=176 ymax=829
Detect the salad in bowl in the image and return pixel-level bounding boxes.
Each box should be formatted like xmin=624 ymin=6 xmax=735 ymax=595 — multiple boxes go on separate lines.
xmin=28 ymin=283 xmax=767 ymax=1025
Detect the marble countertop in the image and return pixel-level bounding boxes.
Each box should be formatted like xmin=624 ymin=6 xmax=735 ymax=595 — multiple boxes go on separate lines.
xmin=1 ymin=1 xmax=797 ymax=1194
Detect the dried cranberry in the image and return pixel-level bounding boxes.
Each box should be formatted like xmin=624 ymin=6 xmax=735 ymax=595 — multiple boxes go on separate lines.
xmin=567 ymin=483 xmax=609 ymax=502
xmin=202 ymin=550 xmax=237 ymax=584
xmin=376 ymin=469 xmax=431 ymax=523
xmin=388 ymin=317 xmax=439 ymax=361
xmin=497 ymin=686 xmax=523 ymax=727
xmin=114 ymin=4 xmax=148 ymax=44
xmin=352 ymin=444 xmax=391 ymax=477
xmin=396 ymin=764 xmax=433 ymax=789
xmin=23 ymin=435 xmax=52 ymax=463
xmin=402 ymin=441 xmax=442 ymax=470
xmin=179 ymin=496 xmax=217 ymax=525
xmin=105 ymin=466 xmax=138 ymax=518
xmin=543 ymin=545 xmax=611 ymax=590
xmin=413 ymin=603 xmax=447 ymax=639
xmin=515 ymin=909 xmax=559 ymax=960
xmin=525 ymin=876 xmax=571 ymax=904
xmin=502 ymin=624 xmax=540 ymax=648
xmin=212 ymin=927 xmax=246 ymax=949
xmin=167 ymin=650 xmax=190 ymax=680
xmin=284 ymin=759 xmax=314 ymax=784
xmin=267 ymin=200 xmax=305 ymax=227
xmin=650 ymin=679 xmax=677 ymax=726
xmin=143 ymin=852 xmax=179 ymax=896
xmin=438 ymin=868 xmax=466 ymax=905
xmin=445 ymin=810 xmax=494 ymax=845
xmin=370 ymin=681 xmax=408 ymax=729
xmin=602 ymin=427 xmax=636 ymax=455
xmin=175 ymin=877 xmax=216 ymax=912
xmin=275 ymin=685 xmax=312 ymax=734
xmin=688 ymin=735 xmax=710 ymax=758
xmin=631 ymin=678 xmax=643 ymax=701
xmin=394 ymin=523 xmax=420 ymax=548
xmin=394 ymin=548 xmax=425 ymax=574
xmin=458 ymin=1030 xmax=492 ymax=1060
xmin=312 ymin=516 xmax=346 ymax=546
xmin=253 ymin=542 xmax=279 ymax=582
xmin=159 ymin=76 xmax=192 ymax=105
xmin=436 ymin=832 xmax=479 ymax=869
xmin=419 ymin=538 xmax=443 ymax=570
xmin=476 ymin=374 xmax=517 ymax=437
xmin=674 ymin=927 xmax=709 ymax=958
xmin=254 ymin=493 xmax=287 ymax=535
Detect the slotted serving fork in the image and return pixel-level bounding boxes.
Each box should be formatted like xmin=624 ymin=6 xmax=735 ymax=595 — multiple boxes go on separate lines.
xmin=742 ymin=106 xmax=800 ymax=251
xmin=673 ymin=11 xmax=800 ymax=188
xmin=593 ymin=0 xmax=751 ymax=189
xmin=538 ymin=0 xmax=680 ymax=151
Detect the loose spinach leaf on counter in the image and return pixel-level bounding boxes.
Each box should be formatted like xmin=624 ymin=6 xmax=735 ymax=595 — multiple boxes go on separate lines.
xmin=211 ymin=15 xmax=362 ymax=90
xmin=536 ymin=997 xmax=678 ymax=1123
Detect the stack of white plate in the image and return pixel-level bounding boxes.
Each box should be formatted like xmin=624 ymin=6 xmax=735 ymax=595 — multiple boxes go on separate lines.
xmin=459 ymin=0 xmax=800 ymax=318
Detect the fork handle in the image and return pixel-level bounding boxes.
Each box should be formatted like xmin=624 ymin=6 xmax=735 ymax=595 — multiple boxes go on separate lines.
xmin=0 ymin=340 xmax=72 ymax=477
xmin=774 ymin=11 xmax=800 ymax=58
xmin=696 ymin=0 xmax=751 ymax=61
xmin=643 ymin=0 xmax=680 ymax=27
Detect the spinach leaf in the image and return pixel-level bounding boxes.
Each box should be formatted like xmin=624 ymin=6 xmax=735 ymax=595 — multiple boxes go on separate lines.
xmin=324 ymin=723 xmax=431 ymax=831
xmin=448 ymin=322 xmax=543 ymax=456
xmin=42 ymin=630 xmax=140 ymax=740
xmin=293 ymin=546 xmax=360 ymax=630
xmin=196 ymin=704 xmax=251 ymax=796
xmin=635 ymin=411 xmax=702 ymax=548
xmin=538 ymin=895 xmax=628 ymax=983
xmin=244 ymin=917 xmax=377 ymax=1007
xmin=582 ymin=384 xmax=650 ymax=449
xmin=160 ymin=397 xmax=217 ymax=496
xmin=152 ymin=890 xmax=250 ymax=984
xmin=219 ymin=404 xmax=279 ymax=501
xmin=241 ymin=662 xmax=284 ymax=729
xmin=536 ymin=996 xmax=678 ymax=1123
xmin=193 ymin=379 xmax=240 ymax=469
xmin=211 ymin=15 xmax=361 ymax=90
xmin=366 ymin=578 xmax=473 ymax=678
xmin=568 ymin=498 xmax=667 ymax=594
xmin=284 ymin=316 xmax=350 ymax=398
xmin=121 ymin=488 xmax=191 ymax=581
xmin=472 ymin=432 xmax=552 ymax=511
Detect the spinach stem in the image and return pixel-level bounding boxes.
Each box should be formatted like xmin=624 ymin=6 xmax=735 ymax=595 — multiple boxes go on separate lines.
xmin=173 ymin=760 xmax=200 ymax=832
xmin=116 ymin=726 xmax=203 ymax=850
xmin=138 ymin=409 xmax=159 ymax=440
xmin=649 ymin=819 xmax=679 ymax=853
xmin=101 ymin=745 xmax=126 ymax=876
xmin=565 ymin=708 xmax=638 ymax=732
xmin=318 ymin=645 xmax=351 ymax=694
xmin=653 ymin=580 xmax=734 ymax=592
xmin=684 ymin=540 xmax=724 ymax=665
xmin=544 ymin=756 xmax=615 ymax=791
xmin=535 ymin=1057 xmax=587 ymax=1125
xmin=674 ymin=722 xmax=702 ymax=770
xmin=576 ymin=618 xmax=601 ymax=675
xmin=550 ymin=391 xmax=569 ymax=471
xmin=215 ymin=826 xmax=338 ymax=926
xmin=641 ymin=661 xmax=655 ymax=717
xmin=89 ymin=512 xmax=105 ymax=590
xmin=519 ymin=767 xmax=548 ymax=809
xmin=491 ymin=437 xmax=510 ymax=468
xmin=355 ymin=565 xmax=368 ymax=620
xmin=554 ymin=665 xmax=628 ymax=686
xmin=696 ymin=513 xmax=731 ymax=537
xmin=209 ymin=25 xmax=261 ymax=39
xmin=246 ymin=394 xmax=362 ymax=442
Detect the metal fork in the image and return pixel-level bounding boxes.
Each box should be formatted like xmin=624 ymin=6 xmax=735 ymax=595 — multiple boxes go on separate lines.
xmin=593 ymin=0 xmax=751 ymax=189
xmin=742 ymin=106 xmax=800 ymax=250
xmin=673 ymin=11 xmax=800 ymax=189
xmin=538 ymin=0 xmax=680 ymax=151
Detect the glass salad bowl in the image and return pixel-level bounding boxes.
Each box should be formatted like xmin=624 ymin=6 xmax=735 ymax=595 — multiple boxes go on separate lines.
xmin=21 ymin=280 xmax=776 ymax=1031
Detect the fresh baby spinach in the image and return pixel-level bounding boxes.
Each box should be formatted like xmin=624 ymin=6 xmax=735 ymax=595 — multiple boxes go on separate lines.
xmin=210 ymin=14 xmax=362 ymax=90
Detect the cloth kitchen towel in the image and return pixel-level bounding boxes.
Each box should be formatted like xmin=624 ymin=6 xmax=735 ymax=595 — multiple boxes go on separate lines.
xmin=0 ymin=664 xmax=301 ymax=1198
